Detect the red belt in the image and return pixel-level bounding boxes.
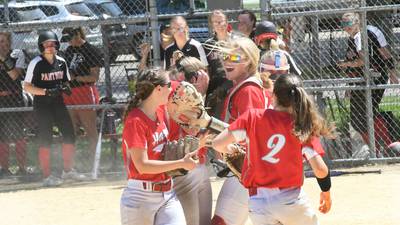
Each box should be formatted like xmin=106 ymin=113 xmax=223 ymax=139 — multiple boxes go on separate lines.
xmin=249 ymin=187 xmax=258 ymax=197
xmin=142 ymin=179 xmax=172 ymax=192
xmin=198 ymin=155 xmax=206 ymax=164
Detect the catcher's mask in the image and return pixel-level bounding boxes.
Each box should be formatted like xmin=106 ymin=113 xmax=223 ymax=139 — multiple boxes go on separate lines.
xmin=38 ymin=31 xmax=60 ymax=52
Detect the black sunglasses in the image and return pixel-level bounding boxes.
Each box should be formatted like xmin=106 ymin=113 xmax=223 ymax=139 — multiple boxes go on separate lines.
xmin=160 ymin=81 xmax=171 ymax=88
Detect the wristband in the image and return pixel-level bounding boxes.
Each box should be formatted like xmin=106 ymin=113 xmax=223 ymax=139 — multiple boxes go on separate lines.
xmin=207 ymin=117 xmax=229 ymax=133
xmin=316 ymin=170 xmax=331 ymax=192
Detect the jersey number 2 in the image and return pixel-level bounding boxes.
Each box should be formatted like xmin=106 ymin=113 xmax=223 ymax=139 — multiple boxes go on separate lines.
xmin=262 ymin=134 xmax=285 ymax=164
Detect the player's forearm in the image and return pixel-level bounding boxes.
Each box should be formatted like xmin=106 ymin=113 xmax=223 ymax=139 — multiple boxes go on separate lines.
xmin=7 ymin=67 xmax=23 ymax=81
xmin=309 ymin=155 xmax=329 ymax=178
xmin=135 ymin=159 xmax=186 ymax=174
xmin=211 ymin=129 xmax=235 ymax=154
xmin=23 ymin=82 xmax=46 ymax=96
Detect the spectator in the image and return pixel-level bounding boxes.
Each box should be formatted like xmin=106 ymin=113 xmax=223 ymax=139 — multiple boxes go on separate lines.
xmin=139 ymin=24 xmax=174 ymax=71
xmin=254 ymin=21 xmax=302 ymax=76
xmin=203 ymin=10 xmax=235 ymax=118
xmin=0 ymin=32 xmax=27 ymax=177
xmin=24 ymin=31 xmax=85 ymax=187
xmin=237 ymin=10 xmax=257 ymax=40
xmin=60 ymin=27 xmax=102 ymax=165
xmin=164 ymin=16 xmax=208 ymax=69
xmin=337 ymin=12 xmax=395 ymax=156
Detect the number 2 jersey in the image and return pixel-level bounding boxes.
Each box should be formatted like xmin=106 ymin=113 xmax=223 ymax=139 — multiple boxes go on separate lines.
xmin=228 ymin=108 xmax=325 ymax=189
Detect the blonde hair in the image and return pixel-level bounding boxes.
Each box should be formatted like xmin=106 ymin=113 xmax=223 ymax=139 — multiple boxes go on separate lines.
xmin=219 ymin=37 xmax=260 ymax=75
xmin=342 ymin=12 xmax=360 ymax=25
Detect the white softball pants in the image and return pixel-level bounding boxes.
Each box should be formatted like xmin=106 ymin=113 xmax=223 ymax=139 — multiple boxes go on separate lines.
xmin=214 ymin=176 xmax=249 ymax=225
xmin=120 ymin=179 xmax=186 ymax=225
xmin=248 ymin=187 xmax=318 ymax=225
xmin=173 ymin=164 xmax=213 ymax=225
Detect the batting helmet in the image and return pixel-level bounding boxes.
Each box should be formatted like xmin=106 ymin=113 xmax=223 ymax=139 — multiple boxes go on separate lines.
xmin=38 ymin=31 xmax=60 ymax=52
xmin=254 ymin=21 xmax=278 ymax=46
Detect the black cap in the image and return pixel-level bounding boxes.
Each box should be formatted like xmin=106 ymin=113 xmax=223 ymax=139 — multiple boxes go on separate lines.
xmin=255 ymin=21 xmax=277 ymax=36
xmin=60 ymin=27 xmax=79 ymax=42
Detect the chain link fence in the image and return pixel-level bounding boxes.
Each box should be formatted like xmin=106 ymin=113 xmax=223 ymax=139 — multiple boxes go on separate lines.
xmin=0 ymin=0 xmax=399 ymax=181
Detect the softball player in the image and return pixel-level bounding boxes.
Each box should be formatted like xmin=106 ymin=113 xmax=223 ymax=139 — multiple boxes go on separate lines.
xmin=120 ymin=68 xmax=197 ymax=225
xmin=167 ymin=55 xmax=212 ymax=225
xmin=61 ymin=27 xmax=102 ymax=164
xmin=212 ymin=73 xmax=333 ymax=225
xmin=212 ymin=37 xmax=272 ymax=225
xmin=24 ymin=31 xmax=84 ymax=187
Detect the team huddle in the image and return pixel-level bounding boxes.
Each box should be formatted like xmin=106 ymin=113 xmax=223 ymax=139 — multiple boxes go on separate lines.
xmin=120 ymin=11 xmax=334 ymax=225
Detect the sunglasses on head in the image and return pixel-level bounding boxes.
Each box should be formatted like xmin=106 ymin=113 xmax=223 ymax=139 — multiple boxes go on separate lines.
xmin=222 ymin=53 xmax=244 ymax=63
xmin=340 ymin=21 xmax=353 ymax=28
xmin=161 ymin=81 xmax=172 ymax=88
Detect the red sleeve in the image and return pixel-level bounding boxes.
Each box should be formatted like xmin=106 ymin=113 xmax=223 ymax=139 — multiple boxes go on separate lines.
xmin=232 ymin=84 xmax=265 ymax=116
xmin=122 ymin=118 xmax=148 ymax=150
xmin=228 ymin=110 xmax=252 ymax=132
xmin=302 ymin=136 xmax=325 ymax=160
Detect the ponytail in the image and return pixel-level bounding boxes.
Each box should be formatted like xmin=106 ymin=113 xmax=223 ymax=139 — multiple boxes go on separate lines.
xmin=274 ymin=74 xmax=334 ymax=142
xmin=123 ymin=69 xmax=167 ymax=122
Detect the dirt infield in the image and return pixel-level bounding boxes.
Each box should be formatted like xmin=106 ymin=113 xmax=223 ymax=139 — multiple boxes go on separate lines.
xmin=0 ymin=164 xmax=399 ymax=225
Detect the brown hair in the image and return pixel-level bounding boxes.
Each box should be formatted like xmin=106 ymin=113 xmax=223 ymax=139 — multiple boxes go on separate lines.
xmin=0 ymin=32 xmax=12 ymax=44
xmin=123 ymin=68 xmax=168 ymax=121
xmin=273 ymin=74 xmax=334 ymax=142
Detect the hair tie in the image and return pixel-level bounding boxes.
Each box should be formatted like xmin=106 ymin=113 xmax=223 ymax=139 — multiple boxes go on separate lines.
xmin=290 ymin=86 xmax=297 ymax=97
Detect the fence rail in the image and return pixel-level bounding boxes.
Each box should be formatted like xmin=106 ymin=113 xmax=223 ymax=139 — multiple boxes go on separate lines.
xmin=0 ymin=0 xmax=399 ymax=181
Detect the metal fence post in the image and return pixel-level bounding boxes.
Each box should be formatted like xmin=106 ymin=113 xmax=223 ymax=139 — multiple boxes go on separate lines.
xmin=149 ymin=0 xmax=161 ymax=68
xmin=360 ymin=0 xmax=376 ymax=157
xmin=4 ymin=0 xmax=10 ymax=23
xmin=260 ymin=0 xmax=269 ymax=21
xmin=101 ymin=26 xmax=113 ymax=100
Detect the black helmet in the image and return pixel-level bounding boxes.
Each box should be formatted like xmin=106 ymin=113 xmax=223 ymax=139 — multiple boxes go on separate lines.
xmin=254 ymin=21 xmax=278 ymax=46
xmin=38 ymin=31 xmax=60 ymax=52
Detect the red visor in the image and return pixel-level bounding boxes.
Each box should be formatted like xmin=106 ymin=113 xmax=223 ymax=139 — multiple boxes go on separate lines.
xmin=255 ymin=33 xmax=278 ymax=45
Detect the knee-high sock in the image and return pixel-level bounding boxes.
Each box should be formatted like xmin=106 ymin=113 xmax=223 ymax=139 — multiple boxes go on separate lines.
xmin=62 ymin=144 xmax=75 ymax=172
xmin=15 ymin=139 xmax=27 ymax=171
xmin=374 ymin=116 xmax=391 ymax=147
xmin=0 ymin=143 xmax=10 ymax=170
xmin=39 ymin=147 xmax=51 ymax=178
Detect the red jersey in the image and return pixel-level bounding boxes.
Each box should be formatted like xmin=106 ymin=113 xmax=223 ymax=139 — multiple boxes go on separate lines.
xmin=221 ymin=78 xmax=271 ymax=123
xmin=122 ymin=107 xmax=169 ymax=182
xmin=228 ymin=109 xmax=325 ymax=189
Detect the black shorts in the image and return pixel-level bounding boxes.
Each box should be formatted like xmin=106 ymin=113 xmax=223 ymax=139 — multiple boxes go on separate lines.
xmin=350 ymin=70 xmax=388 ymax=133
